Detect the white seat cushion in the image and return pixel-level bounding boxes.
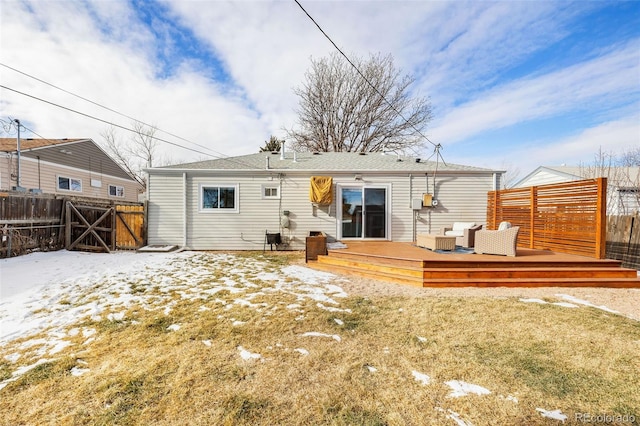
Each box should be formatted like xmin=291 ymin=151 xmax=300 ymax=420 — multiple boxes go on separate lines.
xmin=452 ymin=222 xmax=475 ymax=231
xmin=445 ymin=230 xmax=464 ymax=237
xmin=498 ymin=221 xmax=512 ymax=231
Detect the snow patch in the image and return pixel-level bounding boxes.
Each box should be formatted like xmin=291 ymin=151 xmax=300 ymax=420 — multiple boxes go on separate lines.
xmin=412 ymin=370 xmax=431 ymax=385
xmin=446 ymin=380 xmax=491 ymax=398
xmin=536 ymin=408 xmax=567 ymax=423
xmin=301 ymin=332 xmax=341 ymax=342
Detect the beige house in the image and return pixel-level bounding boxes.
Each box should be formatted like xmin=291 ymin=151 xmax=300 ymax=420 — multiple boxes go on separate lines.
xmin=146 ymin=150 xmax=504 ymax=251
xmin=0 ymin=138 xmax=142 ymax=203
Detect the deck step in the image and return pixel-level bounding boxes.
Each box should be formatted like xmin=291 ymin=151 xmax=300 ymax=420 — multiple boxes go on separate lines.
xmin=325 ymin=251 xmax=627 ymax=270
xmin=317 ymin=256 xmax=637 ymax=279
xmin=309 ymin=262 xmax=640 ymax=288
xmin=312 ymin=242 xmax=640 ymax=288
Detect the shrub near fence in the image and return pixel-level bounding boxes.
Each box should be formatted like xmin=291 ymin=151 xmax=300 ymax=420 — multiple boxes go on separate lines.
xmin=607 ymin=213 xmax=640 ymax=270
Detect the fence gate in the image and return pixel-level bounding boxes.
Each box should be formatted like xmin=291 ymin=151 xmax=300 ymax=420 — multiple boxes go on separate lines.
xmin=65 ymin=201 xmax=146 ymax=252
xmin=115 ymin=204 xmax=145 ymax=250
xmin=65 ymin=201 xmax=115 ymax=252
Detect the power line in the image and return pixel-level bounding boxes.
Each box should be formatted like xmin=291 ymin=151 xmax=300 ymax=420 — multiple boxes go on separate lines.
xmin=0 ymin=84 xmax=265 ymax=170
xmin=293 ymin=0 xmax=437 ymax=149
xmin=0 ymin=62 xmax=219 ymax=156
xmin=1 ymin=84 xmax=216 ymax=157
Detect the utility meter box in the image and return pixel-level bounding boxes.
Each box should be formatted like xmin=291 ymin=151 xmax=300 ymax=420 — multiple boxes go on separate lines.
xmin=412 ymin=199 xmax=423 ymax=210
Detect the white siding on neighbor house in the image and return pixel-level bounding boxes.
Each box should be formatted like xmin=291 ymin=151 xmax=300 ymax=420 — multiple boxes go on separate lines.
xmin=0 ymin=155 xmax=140 ymax=201
xmin=515 ymin=169 xmax=581 ymax=188
xmin=147 ymin=170 xmax=497 ymax=250
xmin=147 ymin=173 xmax=186 ymax=246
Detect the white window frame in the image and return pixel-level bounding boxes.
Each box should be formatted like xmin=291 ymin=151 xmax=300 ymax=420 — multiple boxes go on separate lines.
xmin=109 ymin=184 xmax=125 ymax=198
xmin=57 ymin=175 xmax=82 ymax=192
xmin=261 ymin=184 xmax=280 ymax=199
xmin=199 ymin=183 xmax=239 ymax=213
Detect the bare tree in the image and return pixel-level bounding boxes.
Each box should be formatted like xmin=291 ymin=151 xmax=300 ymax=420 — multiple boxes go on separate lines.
xmin=579 ymin=147 xmax=639 ymax=214
xmin=100 ymin=122 xmax=162 ymax=190
xmin=499 ymin=161 xmax=522 ymax=189
xmin=287 ymin=52 xmax=432 ymax=153
xmin=617 ymin=146 xmax=640 ymax=167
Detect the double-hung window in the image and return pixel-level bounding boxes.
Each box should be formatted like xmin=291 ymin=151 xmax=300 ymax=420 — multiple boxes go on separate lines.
xmin=109 ymin=184 xmax=125 ymax=198
xmin=57 ymin=176 xmax=82 ymax=192
xmin=200 ymin=184 xmax=239 ymax=213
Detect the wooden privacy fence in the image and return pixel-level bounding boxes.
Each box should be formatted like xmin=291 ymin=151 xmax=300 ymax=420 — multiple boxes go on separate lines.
xmin=487 ymin=178 xmax=607 ymax=259
xmin=607 ymin=213 xmax=640 ymax=270
xmin=0 ymin=193 xmax=65 ymax=257
xmin=0 ymin=192 xmax=145 ymax=258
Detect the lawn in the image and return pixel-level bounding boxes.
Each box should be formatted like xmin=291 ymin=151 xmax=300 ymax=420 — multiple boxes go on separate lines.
xmin=0 ymin=251 xmax=638 ymax=425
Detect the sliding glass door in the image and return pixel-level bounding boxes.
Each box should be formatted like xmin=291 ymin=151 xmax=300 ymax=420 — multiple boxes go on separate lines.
xmin=340 ymin=186 xmax=387 ymax=239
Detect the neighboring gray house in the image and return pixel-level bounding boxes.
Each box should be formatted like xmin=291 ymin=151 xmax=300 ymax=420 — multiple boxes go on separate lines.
xmin=0 ymin=138 xmax=142 ymax=203
xmin=146 ymin=150 xmax=504 ymax=251
xmin=514 ymin=166 xmax=640 ymax=215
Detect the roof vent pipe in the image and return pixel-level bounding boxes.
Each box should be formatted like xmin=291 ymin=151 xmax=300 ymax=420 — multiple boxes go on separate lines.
xmin=280 ymin=140 xmax=286 ymax=160
xmin=266 ymin=156 xmax=270 ymax=170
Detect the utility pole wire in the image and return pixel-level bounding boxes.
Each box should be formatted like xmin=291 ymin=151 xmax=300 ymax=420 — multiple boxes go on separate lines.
xmin=0 ymin=62 xmax=218 ymax=156
xmin=0 ymin=84 xmax=265 ymax=170
xmin=293 ymin=0 xmax=437 ymax=149
xmin=0 ymin=84 xmax=215 ymax=157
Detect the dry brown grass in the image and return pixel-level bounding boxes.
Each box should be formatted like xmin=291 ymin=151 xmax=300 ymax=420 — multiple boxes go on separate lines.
xmin=0 ymin=252 xmax=638 ymax=425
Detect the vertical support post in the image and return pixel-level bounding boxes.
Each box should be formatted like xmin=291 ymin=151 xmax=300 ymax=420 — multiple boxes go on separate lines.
xmin=111 ymin=207 xmax=117 ymax=251
xmin=65 ymin=201 xmax=71 ymax=249
xmin=15 ymin=119 xmax=21 ymax=189
xmin=492 ymin=190 xmax=499 ymax=230
xmin=596 ymin=177 xmax=607 ymax=259
xmin=530 ymin=186 xmax=536 ymax=249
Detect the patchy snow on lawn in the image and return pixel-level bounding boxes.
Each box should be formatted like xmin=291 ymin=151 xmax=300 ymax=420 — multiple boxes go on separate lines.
xmin=0 ymin=250 xmax=588 ymax=423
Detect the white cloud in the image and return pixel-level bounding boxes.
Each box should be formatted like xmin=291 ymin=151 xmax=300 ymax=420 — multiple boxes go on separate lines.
xmin=429 ymin=41 xmax=640 ymax=145
xmin=0 ymin=0 xmax=637 ymax=173
xmin=454 ymin=113 xmax=640 ymax=174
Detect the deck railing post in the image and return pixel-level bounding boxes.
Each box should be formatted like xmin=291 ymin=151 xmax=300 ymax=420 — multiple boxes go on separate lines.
xmin=596 ymin=177 xmax=607 ymax=259
xmin=530 ymin=186 xmax=536 ymax=249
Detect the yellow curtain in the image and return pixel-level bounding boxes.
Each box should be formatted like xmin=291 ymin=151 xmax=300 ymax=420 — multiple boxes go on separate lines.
xmin=309 ymin=176 xmax=333 ymax=204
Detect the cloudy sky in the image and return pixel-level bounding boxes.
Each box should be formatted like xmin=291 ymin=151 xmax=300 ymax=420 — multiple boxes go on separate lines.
xmin=1 ymin=0 xmax=638 ymax=177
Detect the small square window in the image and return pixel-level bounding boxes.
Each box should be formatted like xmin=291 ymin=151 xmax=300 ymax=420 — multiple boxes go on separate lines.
xmin=262 ymin=185 xmax=279 ymax=199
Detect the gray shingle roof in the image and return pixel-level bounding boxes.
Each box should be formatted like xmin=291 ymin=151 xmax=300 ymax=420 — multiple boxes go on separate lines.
xmin=156 ymin=151 xmax=496 ymax=173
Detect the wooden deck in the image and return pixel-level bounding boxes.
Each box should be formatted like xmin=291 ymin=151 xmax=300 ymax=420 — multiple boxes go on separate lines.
xmin=308 ymin=241 xmax=640 ymax=288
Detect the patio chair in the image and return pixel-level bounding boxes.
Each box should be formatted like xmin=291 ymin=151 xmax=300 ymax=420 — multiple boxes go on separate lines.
xmin=474 ymin=222 xmax=520 ymax=257
xmin=440 ymin=222 xmax=483 ymax=248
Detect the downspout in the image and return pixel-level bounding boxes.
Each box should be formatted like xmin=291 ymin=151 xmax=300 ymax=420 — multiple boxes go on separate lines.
xmin=37 ymin=156 xmax=41 ymax=189
xmin=182 ymin=172 xmax=188 ymax=249
xmin=409 ymin=174 xmax=415 ymax=242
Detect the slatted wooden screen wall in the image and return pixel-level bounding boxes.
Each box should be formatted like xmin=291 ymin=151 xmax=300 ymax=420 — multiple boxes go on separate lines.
xmin=487 ymin=178 xmax=607 ymax=259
